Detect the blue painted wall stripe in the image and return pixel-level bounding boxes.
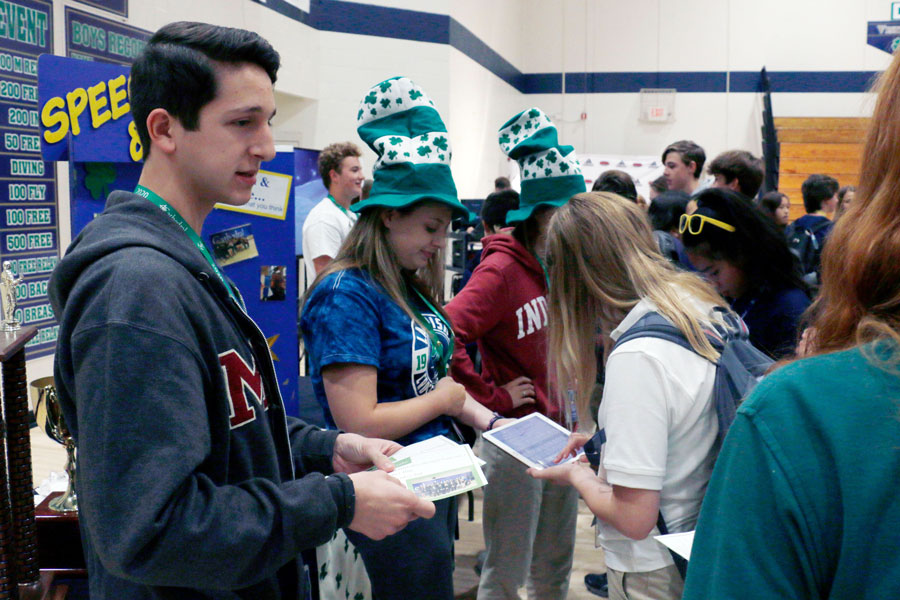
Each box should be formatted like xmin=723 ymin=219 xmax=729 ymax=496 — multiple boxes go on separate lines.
xmin=520 ymin=73 xmax=562 ymax=94
xmin=564 ymin=71 xmax=727 ymax=94
xmin=252 ymin=0 xmax=310 ymax=24
xmin=448 ymin=18 xmax=523 ymax=90
xmin=254 ymin=0 xmax=880 ymax=94
xmin=311 ymin=0 xmax=448 ymax=43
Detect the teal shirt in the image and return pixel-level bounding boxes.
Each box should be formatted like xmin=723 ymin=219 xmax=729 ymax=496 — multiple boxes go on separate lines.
xmin=683 ymin=345 xmax=900 ymax=599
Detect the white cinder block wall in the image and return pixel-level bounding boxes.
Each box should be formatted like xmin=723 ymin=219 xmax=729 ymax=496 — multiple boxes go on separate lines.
xmin=30 ymin=0 xmax=893 ymax=379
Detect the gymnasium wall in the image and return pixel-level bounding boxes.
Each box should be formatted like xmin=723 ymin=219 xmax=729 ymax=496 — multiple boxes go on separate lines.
xmin=28 ymin=0 xmax=895 ymax=379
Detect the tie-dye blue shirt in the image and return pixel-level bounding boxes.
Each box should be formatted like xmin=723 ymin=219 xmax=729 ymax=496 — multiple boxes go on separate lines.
xmin=300 ymin=268 xmax=453 ymax=446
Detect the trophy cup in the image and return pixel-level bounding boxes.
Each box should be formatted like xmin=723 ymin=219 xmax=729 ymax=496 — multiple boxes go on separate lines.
xmin=0 ymin=260 xmax=22 ymax=331
xmin=30 ymin=377 xmax=77 ymax=512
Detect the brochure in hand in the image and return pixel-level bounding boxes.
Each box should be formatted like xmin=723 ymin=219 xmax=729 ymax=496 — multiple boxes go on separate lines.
xmin=483 ymin=412 xmax=579 ymax=469
xmin=379 ymin=435 xmax=488 ymax=501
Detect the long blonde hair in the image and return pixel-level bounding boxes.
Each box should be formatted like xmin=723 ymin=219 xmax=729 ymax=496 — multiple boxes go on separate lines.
xmin=546 ymin=192 xmax=724 ymax=418
xmin=300 ymin=204 xmax=450 ymax=330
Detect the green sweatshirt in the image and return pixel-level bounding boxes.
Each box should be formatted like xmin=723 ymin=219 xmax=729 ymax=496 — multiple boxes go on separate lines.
xmin=684 ymin=344 xmax=900 ymax=599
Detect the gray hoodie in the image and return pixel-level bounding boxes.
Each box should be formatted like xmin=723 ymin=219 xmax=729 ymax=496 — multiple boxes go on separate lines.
xmin=50 ymin=190 xmax=354 ymax=599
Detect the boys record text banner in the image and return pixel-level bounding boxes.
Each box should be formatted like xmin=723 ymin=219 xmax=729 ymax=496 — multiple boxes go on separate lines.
xmin=65 ymin=7 xmax=147 ymax=65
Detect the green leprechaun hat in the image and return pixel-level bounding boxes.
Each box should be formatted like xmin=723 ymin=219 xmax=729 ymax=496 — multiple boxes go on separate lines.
xmin=352 ymin=76 xmax=468 ymax=219
xmin=499 ymin=108 xmax=586 ymax=224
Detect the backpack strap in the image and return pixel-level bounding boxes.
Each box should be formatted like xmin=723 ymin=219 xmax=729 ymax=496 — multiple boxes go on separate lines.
xmin=612 ymin=311 xmax=727 ymax=355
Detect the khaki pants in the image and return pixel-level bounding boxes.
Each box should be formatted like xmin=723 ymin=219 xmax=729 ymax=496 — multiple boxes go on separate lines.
xmin=607 ymin=564 xmax=684 ymax=600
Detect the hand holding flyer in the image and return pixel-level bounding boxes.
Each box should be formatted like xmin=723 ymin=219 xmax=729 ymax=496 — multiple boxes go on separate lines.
xmin=378 ymin=435 xmax=488 ymax=501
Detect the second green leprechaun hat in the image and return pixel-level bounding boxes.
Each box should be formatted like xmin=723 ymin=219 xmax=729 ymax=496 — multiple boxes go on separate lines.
xmin=499 ymin=108 xmax=586 ymax=224
xmin=351 ymin=76 xmax=468 ymax=219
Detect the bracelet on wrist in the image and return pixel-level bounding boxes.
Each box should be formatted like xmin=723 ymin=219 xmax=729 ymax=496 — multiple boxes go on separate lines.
xmin=487 ymin=412 xmax=503 ymax=431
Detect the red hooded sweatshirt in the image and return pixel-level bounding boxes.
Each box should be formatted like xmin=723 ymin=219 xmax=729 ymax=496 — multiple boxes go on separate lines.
xmin=446 ymin=233 xmax=561 ymax=423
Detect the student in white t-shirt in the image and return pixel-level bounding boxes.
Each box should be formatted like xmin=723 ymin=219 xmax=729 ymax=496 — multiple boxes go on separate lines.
xmin=301 ymin=141 xmax=364 ymax=285
xmin=530 ymin=192 xmax=726 ymax=600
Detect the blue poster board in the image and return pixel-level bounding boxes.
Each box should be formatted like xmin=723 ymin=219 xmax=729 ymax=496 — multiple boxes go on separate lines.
xmin=293 ymin=148 xmax=327 ymax=257
xmin=69 ymin=161 xmax=141 ymax=234
xmin=205 ymin=150 xmax=300 ymax=416
xmin=40 ymin=55 xmax=302 ymax=416
xmin=0 ymin=0 xmax=57 ymax=358
xmin=37 ymin=55 xmax=134 ymax=163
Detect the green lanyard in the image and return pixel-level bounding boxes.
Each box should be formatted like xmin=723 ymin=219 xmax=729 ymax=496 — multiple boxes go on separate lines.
xmin=135 ymin=185 xmax=240 ymax=307
xmin=328 ymin=194 xmax=351 ymax=217
xmin=535 ymin=254 xmax=550 ymax=290
xmin=409 ymin=287 xmax=454 ymax=378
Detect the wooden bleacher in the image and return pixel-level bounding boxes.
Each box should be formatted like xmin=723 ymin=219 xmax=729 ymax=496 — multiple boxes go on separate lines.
xmin=774 ymin=117 xmax=868 ymax=221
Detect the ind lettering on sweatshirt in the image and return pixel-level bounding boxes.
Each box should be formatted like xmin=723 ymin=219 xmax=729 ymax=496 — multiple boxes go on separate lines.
xmin=515 ymin=296 xmax=548 ymax=340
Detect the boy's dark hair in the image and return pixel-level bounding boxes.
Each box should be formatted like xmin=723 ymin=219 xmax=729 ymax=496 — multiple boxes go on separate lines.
xmin=131 ymin=22 xmax=281 ymax=158
xmin=708 ymin=150 xmax=764 ymax=198
xmin=662 ymin=140 xmax=706 ymax=178
xmin=482 ymin=189 xmax=519 ymax=230
xmin=800 ymin=174 xmax=839 ymax=213
xmin=318 ymin=142 xmax=362 ymax=188
xmin=592 ymin=169 xmax=637 ymax=202
xmin=494 ymin=176 xmax=511 ymax=191
xmin=647 ymin=190 xmax=690 ymax=232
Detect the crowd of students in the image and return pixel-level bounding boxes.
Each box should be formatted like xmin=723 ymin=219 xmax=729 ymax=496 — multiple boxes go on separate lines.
xmin=293 ymin=65 xmax=881 ymax=600
xmin=292 ymin=68 xmax=863 ymax=600
xmin=295 ymin=71 xmax=897 ymax=600
xmin=51 ymin=19 xmax=900 ymax=600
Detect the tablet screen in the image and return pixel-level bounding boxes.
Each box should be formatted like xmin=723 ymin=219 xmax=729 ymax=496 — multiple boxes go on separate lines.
xmin=484 ymin=413 xmax=573 ymax=469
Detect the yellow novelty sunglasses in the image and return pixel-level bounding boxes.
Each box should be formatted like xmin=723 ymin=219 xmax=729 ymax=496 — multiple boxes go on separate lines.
xmin=679 ymin=213 xmax=736 ymax=235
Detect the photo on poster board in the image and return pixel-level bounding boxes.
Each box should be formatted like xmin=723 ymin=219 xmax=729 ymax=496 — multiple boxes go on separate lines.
xmin=215 ymin=170 xmax=293 ymax=220
xmin=209 ymin=224 xmax=258 ymax=267
xmin=260 ymin=265 xmax=287 ymax=302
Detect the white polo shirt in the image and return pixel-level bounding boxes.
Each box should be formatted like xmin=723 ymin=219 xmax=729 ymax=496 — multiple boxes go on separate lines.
xmin=596 ymin=296 xmax=718 ymax=573
xmin=301 ymin=195 xmax=357 ymax=286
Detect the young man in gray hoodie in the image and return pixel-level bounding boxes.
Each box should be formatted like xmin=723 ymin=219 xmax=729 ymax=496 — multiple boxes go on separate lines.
xmin=49 ymin=21 xmax=433 ymax=600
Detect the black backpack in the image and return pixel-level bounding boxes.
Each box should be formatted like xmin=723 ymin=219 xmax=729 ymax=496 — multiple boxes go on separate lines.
xmin=786 ymin=219 xmax=831 ymax=285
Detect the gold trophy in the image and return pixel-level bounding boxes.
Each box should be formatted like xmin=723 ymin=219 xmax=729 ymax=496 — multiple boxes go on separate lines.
xmin=30 ymin=377 xmax=77 ymax=512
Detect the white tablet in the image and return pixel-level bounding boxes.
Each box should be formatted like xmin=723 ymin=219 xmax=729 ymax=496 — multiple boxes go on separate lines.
xmin=483 ymin=412 xmax=575 ymax=469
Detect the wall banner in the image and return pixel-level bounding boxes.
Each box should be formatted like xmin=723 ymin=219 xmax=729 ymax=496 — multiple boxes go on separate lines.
xmin=65 ymin=6 xmax=148 ymax=65
xmin=0 ymin=0 xmax=57 ymax=358
xmin=868 ymin=21 xmax=900 ymax=54
xmin=38 ymin=54 xmax=137 ymax=163
xmin=71 ymin=0 xmax=127 ymax=18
